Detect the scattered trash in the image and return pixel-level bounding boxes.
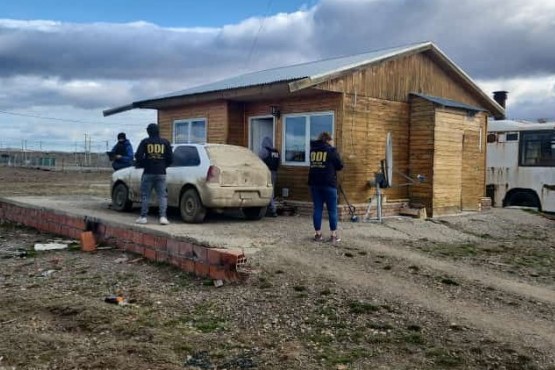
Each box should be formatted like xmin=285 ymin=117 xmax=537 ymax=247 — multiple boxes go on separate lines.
xmin=34 ymin=243 xmax=68 ymax=251
xmin=0 ymin=248 xmax=28 ymax=258
xmin=104 ymin=295 xmax=127 ymax=305
xmin=127 ymin=257 xmax=144 ymax=264
xmin=80 ymin=231 xmax=96 ymax=252
xmin=213 ymin=279 xmax=224 ymax=288
xmin=114 ymin=256 xmax=129 ymax=264
xmin=40 ymin=269 xmax=58 ymax=277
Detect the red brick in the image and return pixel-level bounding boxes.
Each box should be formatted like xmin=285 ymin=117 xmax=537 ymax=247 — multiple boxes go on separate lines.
xmin=130 ymin=231 xmax=144 ymax=244
xmin=132 ymin=245 xmax=145 ymax=256
xmin=80 ymin=231 xmax=96 ymax=252
xmin=144 ymin=248 xmax=156 ymax=261
xmin=206 ymin=248 xmax=224 ymax=266
xmin=47 ymin=222 xmax=62 ymax=235
xmin=156 ymin=251 xmax=168 ymax=263
xmin=208 ymin=266 xmax=228 ymax=281
xmin=60 ymin=226 xmax=81 ymax=240
xmin=166 ymin=239 xmax=180 ymax=256
xmin=169 ymin=255 xmax=181 ymax=268
xmin=178 ymin=241 xmax=194 ymax=257
xmin=181 ymin=258 xmax=195 ymax=274
xmin=220 ymin=249 xmax=245 ymax=267
xmin=192 ymin=245 xmax=208 ymax=262
xmin=65 ymin=216 xmax=86 ymax=230
xmin=194 ymin=261 xmax=210 ymax=277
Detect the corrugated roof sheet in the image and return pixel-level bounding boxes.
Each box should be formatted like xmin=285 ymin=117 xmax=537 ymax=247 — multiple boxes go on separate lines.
xmin=149 ymin=41 xmax=433 ymax=101
xmin=411 ymin=93 xmax=485 ymax=113
xmin=488 ymin=120 xmax=555 ymax=132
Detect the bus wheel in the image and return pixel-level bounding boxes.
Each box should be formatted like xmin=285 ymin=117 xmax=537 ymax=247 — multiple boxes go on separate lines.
xmin=506 ymin=191 xmax=541 ymax=210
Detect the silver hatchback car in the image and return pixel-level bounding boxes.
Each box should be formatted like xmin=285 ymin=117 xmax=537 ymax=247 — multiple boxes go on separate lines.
xmin=111 ymin=143 xmax=273 ymax=223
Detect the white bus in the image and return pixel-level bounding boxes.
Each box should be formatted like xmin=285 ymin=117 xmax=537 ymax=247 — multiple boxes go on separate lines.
xmin=486 ymin=120 xmax=555 ymax=212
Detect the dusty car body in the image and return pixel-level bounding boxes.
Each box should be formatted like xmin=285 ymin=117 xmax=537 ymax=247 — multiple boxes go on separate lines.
xmin=111 ymin=143 xmax=273 ymax=222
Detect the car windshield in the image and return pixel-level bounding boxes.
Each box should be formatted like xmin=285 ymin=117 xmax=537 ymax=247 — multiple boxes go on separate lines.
xmin=206 ymin=145 xmax=260 ymax=166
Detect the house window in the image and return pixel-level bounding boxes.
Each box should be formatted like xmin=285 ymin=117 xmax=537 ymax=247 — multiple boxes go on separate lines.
xmin=174 ymin=118 xmax=206 ymax=144
xmin=283 ymin=112 xmax=334 ymax=165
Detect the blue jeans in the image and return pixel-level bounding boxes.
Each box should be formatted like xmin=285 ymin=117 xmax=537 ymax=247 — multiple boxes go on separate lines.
xmin=310 ymin=186 xmax=338 ymax=232
xmin=140 ymin=174 xmax=168 ymax=218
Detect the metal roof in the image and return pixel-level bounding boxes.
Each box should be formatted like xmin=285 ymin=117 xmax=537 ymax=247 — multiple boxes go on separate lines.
xmin=411 ymin=93 xmax=486 ymax=113
xmin=151 ymin=41 xmax=433 ymax=100
xmin=488 ymin=120 xmax=555 ymax=132
xmin=103 ymin=41 xmax=505 ymax=118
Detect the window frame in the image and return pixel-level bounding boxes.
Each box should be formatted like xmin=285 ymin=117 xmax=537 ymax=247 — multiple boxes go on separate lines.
xmin=519 ymin=130 xmax=555 ymax=167
xmin=281 ymin=111 xmax=335 ymax=166
xmin=173 ymin=118 xmax=207 ymax=144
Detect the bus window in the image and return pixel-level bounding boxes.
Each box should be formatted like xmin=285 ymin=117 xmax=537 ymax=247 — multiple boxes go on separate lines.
xmin=506 ymin=133 xmax=518 ymax=141
xmin=520 ymin=131 xmax=555 ymax=166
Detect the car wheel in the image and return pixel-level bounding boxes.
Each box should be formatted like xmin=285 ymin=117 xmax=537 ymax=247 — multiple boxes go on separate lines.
xmin=243 ymin=206 xmax=266 ymax=220
xmin=112 ymin=183 xmax=133 ymax=212
xmin=180 ymin=188 xmax=207 ymax=223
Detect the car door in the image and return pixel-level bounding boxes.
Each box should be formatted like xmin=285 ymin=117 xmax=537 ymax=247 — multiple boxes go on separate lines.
xmin=166 ymin=145 xmax=206 ymax=206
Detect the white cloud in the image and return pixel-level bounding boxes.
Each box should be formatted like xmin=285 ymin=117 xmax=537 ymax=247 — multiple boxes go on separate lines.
xmin=2 ymin=0 xmax=555 ymax=149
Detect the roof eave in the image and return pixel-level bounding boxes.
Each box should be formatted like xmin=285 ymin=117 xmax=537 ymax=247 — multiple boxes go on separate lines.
xmin=427 ymin=45 xmax=505 ymax=118
xmin=289 ymin=42 xmax=434 ymax=92
xmin=103 ymin=103 xmax=137 ymax=117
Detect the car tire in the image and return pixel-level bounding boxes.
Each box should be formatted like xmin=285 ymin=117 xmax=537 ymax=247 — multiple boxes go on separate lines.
xmin=111 ymin=183 xmax=133 ymax=212
xmin=243 ymin=206 xmax=267 ymax=220
xmin=180 ymin=188 xmax=207 ymax=223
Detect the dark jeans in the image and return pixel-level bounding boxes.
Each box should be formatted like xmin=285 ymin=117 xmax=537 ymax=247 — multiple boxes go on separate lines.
xmin=310 ymin=185 xmax=338 ymax=232
xmin=140 ymin=174 xmax=168 ymax=218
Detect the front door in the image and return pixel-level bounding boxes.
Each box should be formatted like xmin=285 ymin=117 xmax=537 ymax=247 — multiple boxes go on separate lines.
xmin=249 ymin=117 xmax=275 ymax=154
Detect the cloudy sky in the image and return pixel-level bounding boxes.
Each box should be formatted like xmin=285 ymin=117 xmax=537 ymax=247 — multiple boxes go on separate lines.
xmin=1 ymin=0 xmax=555 ymax=152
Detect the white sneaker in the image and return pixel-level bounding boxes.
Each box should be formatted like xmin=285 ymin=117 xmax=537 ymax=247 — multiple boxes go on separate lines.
xmin=159 ymin=217 xmax=170 ymax=225
xmin=135 ymin=217 xmax=148 ymax=224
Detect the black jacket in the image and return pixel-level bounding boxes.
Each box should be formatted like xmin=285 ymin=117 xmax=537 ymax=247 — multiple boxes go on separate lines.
xmin=135 ymin=136 xmax=173 ymax=175
xmin=308 ymin=140 xmax=343 ymax=188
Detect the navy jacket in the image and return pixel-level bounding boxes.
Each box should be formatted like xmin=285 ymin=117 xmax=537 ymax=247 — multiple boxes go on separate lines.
xmin=308 ymin=140 xmax=343 ymax=188
xmin=135 ymin=136 xmax=173 ymax=175
xmin=110 ymin=139 xmax=134 ymax=170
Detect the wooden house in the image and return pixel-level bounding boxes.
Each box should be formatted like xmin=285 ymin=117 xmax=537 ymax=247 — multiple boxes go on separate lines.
xmin=104 ymin=42 xmax=504 ymax=217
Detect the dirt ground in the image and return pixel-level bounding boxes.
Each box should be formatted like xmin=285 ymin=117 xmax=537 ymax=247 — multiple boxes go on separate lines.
xmin=0 ymin=166 xmax=554 ymax=370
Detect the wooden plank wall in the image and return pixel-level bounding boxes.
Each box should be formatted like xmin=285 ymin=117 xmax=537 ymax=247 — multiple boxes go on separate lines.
xmin=341 ymin=95 xmax=410 ymax=204
xmin=227 ymin=102 xmax=246 ymax=146
xmin=243 ymin=94 xmax=342 ymax=202
xmin=433 ymin=110 xmax=464 ymax=216
xmin=461 ymin=112 xmax=487 ymax=211
xmin=159 ymin=94 xmax=342 ymax=202
xmin=317 ymin=52 xmax=487 ymax=110
xmin=408 ymin=96 xmax=435 ymax=214
xmin=432 ymin=109 xmax=486 ymax=215
xmin=158 ymin=101 xmax=229 ymax=143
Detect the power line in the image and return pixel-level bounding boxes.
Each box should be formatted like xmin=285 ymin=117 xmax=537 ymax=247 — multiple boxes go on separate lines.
xmin=0 ymin=109 xmax=133 ymax=125
xmin=245 ymin=0 xmax=274 ymax=68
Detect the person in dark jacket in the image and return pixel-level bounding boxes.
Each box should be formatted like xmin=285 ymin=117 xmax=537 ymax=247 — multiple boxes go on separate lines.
xmin=308 ymin=131 xmax=344 ymax=243
xmin=109 ymin=132 xmax=134 ymax=171
xmin=258 ymin=136 xmax=280 ymax=217
xmin=134 ymin=123 xmax=173 ymax=225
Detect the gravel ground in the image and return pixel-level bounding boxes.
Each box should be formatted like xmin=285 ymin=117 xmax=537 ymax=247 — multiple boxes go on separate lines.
xmin=0 ymin=166 xmax=554 ymax=370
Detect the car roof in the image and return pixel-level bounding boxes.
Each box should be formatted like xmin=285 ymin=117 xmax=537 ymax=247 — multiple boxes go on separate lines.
xmin=173 ymin=143 xmax=250 ymax=150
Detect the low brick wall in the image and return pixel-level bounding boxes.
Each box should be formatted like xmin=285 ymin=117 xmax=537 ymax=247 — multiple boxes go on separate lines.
xmin=0 ymin=199 xmax=248 ymax=282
